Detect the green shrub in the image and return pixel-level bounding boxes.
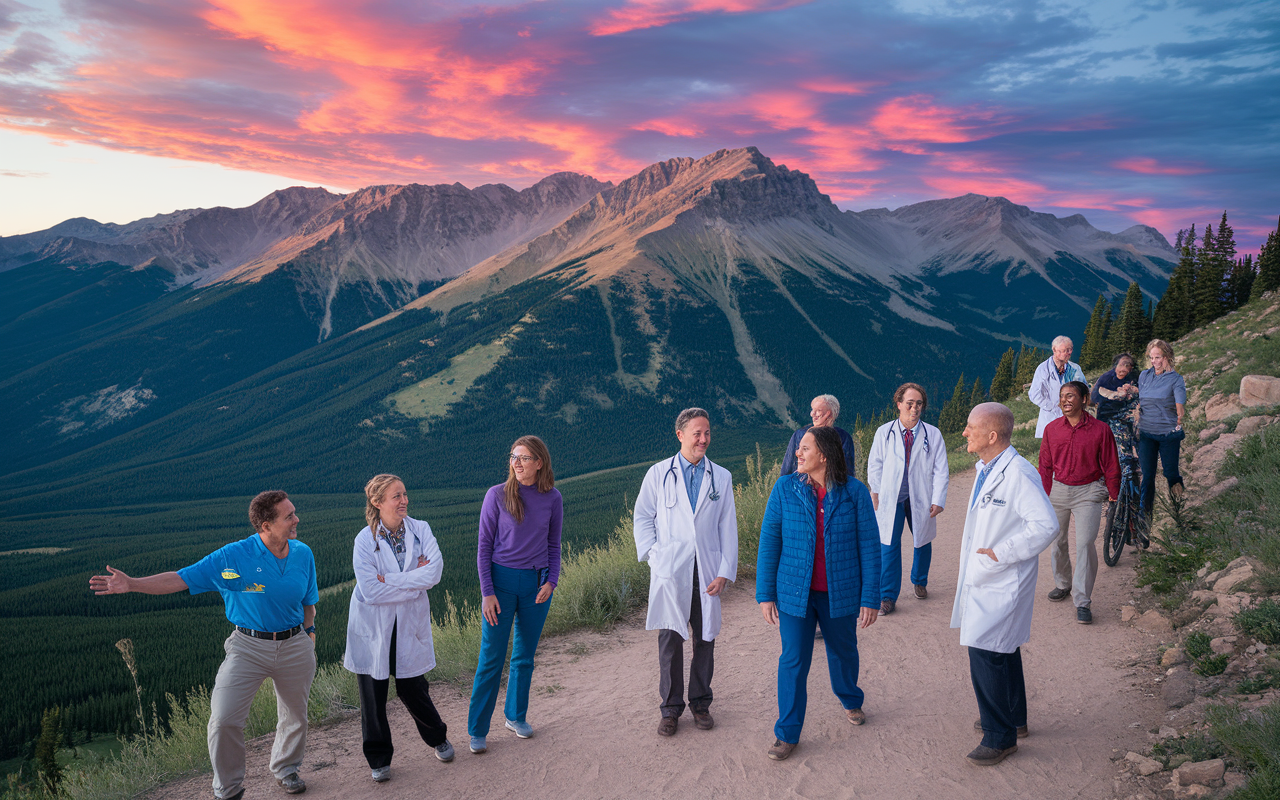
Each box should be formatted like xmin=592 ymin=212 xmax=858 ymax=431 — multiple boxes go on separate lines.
xmin=1207 ymin=702 xmax=1280 ymax=798
xmin=1195 ymin=654 xmax=1230 ymax=677
xmin=1236 ymin=673 xmax=1278 ymax=695
xmin=733 ymin=445 xmax=780 ymax=578
xmin=1186 ymin=631 xmax=1214 ymax=660
xmin=1236 ymin=600 xmax=1280 ymax=646
xmin=543 ymin=517 xmax=651 ymax=636
xmin=1150 ymin=730 xmax=1226 ymax=767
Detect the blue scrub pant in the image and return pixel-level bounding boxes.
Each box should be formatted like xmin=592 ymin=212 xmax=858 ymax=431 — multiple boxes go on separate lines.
xmin=969 ymin=646 xmax=1026 ymax=750
xmin=1138 ymin=430 xmax=1183 ymax=515
xmin=467 ymin=564 xmax=552 ymax=737
xmin=880 ymin=500 xmax=931 ymax=601
xmin=774 ymin=590 xmax=862 ymax=744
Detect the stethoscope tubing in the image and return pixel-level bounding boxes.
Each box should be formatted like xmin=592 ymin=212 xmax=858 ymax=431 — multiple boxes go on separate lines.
xmin=662 ymin=455 xmax=720 ymax=509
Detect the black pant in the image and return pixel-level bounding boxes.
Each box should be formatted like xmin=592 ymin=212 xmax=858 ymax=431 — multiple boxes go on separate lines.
xmin=357 ymin=623 xmax=448 ymax=769
xmin=969 ymin=646 xmax=1026 ymax=750
xmin=658 ymin=563 xmax=714 ymax=717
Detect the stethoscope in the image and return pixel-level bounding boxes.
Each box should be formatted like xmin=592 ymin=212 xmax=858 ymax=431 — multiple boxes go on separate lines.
xmin=662 ymin=455 xmax=720 ymax=509
xmin=884 ymin=420 xmax=930 ymax=455
xmin=974 ymin=453 xmax=1015 ymax=509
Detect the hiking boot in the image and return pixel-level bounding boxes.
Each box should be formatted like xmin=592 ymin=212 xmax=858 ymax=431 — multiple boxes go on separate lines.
xmin=277 ymin=772 xmax=306 ymax=794
xmin=914 ymin=584 xmax=927 ymax=599
xmin=658 ymin=716 xmax=678 ymax=737
xmin=966 ymin=744 xmax=1017 ymax=766
xmin=768 ymin=739 xmax=797 ymax=760
xmin=1047 ymin=587 xmax=1070 ymax=602
xmin=846 ymin=708 xmax=866 ymax=726
xmin=691 ymin=709 xmax=714 ymax=730
xmin=880 ymin=599 xmax=896 ymax=615
xmin=1076 ymin=607 xmax=1093 ymax=624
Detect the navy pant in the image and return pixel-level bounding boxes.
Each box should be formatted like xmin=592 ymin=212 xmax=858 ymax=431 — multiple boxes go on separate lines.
xmin=658 ymin=563 xmax=714 ymax=717
xmin=1138 ymin=430 xmax=1183 ymax=515
xmin=357 ymin=624 xmax=447 ymax=769
xmin=775 ymin=590 xmax=862 ymax=744
xmin=880 ymin=501 xmax=931 ymax=601
xmin=467 ymin=564 xmax=552 ymax=736
xmin=969 ymin=646 xmax=1026 ymax=750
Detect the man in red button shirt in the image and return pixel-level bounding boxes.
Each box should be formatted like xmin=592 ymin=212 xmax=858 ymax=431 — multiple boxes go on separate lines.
xmin=1038 ymin=381 xmax=1120 ymax=624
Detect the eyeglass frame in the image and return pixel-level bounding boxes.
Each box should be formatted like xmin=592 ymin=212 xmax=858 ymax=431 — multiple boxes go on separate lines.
xmin=509 ymin=453 xmax=539 ymax=464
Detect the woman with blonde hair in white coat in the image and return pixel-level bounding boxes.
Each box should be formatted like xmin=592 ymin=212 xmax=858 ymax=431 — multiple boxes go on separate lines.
xmin=344 ymin=474 xmax=452 ymax=783
xmin=952 ymin=404 xmax=1058 ymax=767
xmin=867 ymin=383 xmax=949 ymax=614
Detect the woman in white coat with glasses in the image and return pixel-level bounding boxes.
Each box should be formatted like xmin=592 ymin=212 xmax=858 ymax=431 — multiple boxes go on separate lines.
xmin=344 ymin=474 xmax=452 ymax=783
xmin=866 ymin=383 xmax=949 ymax=614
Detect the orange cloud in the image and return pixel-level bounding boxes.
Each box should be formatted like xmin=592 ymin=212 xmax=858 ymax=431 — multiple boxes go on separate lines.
xmin=590 ymin=0 xmax=809 ymax=36
xmin=1112 ymin=157 xmax=1209 ymax=176
xmin=870 ymin=94 xmax=1008 ymax=146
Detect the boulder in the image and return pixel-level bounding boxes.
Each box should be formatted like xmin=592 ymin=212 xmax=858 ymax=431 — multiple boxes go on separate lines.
xmin=1125 ymin=751 xmax=1164 ymax=776
xmin=1161 ymin=647 xmax=1186 ymax=667
xmin=1209 ymin=636 xmax=1236 ymax=655
xmin=1240 ymin=375 xmax=1280 ymax=407
xmin=1213 ymin=563 xmax=1255 ymax=593
xmin=1173 ymin=757 xmax=1225 ymax=786
xmin=1137 ymin=609 xmax=1174 ymax=635
xmin=1162 ymin=668 xmax=1197 ymax=709
xmin=1205 ymin=393 xmax=1244 ymax=421
xmin=1121 ymin=605 xmax=1139 ymax=622
xmin=1190 ymin=590 xmax=1217 ymax=605
xmin=1197 ymin=423 xmax=1226 ymax=442
xmin=1236 ymin=415 xmax=1276 ymax=436
xmin=1191 ymin=433 xmax=1242 ymax=484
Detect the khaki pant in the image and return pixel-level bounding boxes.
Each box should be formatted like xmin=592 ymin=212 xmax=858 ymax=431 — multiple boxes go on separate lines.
xmin=1049 ymin=479 xmax=1109 ymax=608
xmin=209 ymin=630 xmax=316 ymax=799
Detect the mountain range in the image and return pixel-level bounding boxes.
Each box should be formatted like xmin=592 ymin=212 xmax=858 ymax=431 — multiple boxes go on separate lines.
xmin=0 ymin=147 xmax=1174 ymax=508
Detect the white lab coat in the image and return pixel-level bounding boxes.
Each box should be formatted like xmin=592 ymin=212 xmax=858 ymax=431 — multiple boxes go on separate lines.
xmin=950 ymin=447 xmax=1059 ymax=653
xmin=344 ymin=516 xmax=444 ymax=680
xmin=1030 ymin=357 xmax=1087 ymax=438
xmin=633 ymin=455 xmax=738 ymax=641
xmin=866 ymin=420 xmax=950 ymax=547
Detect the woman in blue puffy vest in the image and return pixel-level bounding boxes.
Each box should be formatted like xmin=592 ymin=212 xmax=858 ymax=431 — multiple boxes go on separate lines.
xmin=756 ymin=426 xmax=882 ymax=761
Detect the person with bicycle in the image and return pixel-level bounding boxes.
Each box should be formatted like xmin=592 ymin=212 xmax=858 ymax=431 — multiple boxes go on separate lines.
xmin=1037 ymin=381 xmax=1120 ymax=625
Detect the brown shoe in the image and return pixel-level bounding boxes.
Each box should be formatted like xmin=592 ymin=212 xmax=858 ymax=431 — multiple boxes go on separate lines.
xmin=846 ymin=708 xmax=866 ymax=726
xmin=973 ymin=719 xmax=1028 ymax=738
xmin=691 ymin=709 xmax=714 ymax=730
xmin=880 ymin=599 xmax=895 ymax=615
xmin=914 ymin=584 xmax=927 ymax=599
xmin=768 ymin=739 xmax=797 ymax=760
xmin=966 ymin=744 xmax=1017 ymax=766
xmin=657 ymin=716 xmax=678 ymax=737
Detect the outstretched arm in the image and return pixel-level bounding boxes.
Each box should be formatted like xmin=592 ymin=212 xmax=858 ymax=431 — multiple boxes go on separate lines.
xmin=90 ymin=566 xmax=187 ymax=595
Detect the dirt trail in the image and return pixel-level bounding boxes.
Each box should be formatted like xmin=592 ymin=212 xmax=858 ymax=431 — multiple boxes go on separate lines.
xmin=156 ymin=469 xmax=1165 ymax=800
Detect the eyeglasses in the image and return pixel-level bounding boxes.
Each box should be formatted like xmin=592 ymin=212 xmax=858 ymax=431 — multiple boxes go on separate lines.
xmin=509 ymin=454 xmax=538 ymax=464
xmin=900 ymin=401 xmax=924 ymax=408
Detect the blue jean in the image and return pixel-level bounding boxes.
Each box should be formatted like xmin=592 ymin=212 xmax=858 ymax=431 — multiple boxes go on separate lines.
xmin=880 ymin=500 xmax=931 ymax=601
xmin=969 ymin=646 xmax=1026 ymax=750
xmin=775 ymin=590 xmax=862 ymax=744
xmin=467 ymin=564 xmax=552 ymax=737
xmin=1138 ymin=430 xmax=1183 ymax=515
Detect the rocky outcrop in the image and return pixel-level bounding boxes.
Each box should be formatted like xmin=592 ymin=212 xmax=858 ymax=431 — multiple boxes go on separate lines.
xmin=1240 ymin=375 xmax=1280 ymax=408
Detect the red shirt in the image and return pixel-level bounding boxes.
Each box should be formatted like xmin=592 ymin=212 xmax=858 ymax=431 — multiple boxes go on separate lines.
xmin=811 ymin=483 xmax=828 ymax=592
xmin=1038 ymin=412 xmax=1121 ymax=499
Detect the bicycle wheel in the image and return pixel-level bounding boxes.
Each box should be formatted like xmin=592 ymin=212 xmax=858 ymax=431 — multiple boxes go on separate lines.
xmin=1103 ymin=500 xmax=1126 ymax=567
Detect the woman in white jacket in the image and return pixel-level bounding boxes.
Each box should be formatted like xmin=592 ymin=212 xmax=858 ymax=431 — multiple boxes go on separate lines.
xmin=866 ymin=383 xmax=949 ymax=614
xmin=344 ymin=474 xmax=452 ymax=783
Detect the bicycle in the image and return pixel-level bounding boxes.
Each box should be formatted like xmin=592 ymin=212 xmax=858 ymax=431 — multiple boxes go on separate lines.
xmin=1103 ymin=453 xmax=1147 ymax=567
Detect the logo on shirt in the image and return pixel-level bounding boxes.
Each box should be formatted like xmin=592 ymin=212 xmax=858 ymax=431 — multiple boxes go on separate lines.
xmin=991 ymin=499 xmax=1007 ymax=507
xmin=221 ymin=569 xmax=240 ymax=580
xmin=242 ymin=583 xmax=266 ymax=593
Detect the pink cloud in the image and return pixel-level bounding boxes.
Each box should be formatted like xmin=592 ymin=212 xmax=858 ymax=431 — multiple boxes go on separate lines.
xmin=589 ymin=0 xmax=809 ymax=36
xmin=1112 ymin=157 xmax=1209 ymax=176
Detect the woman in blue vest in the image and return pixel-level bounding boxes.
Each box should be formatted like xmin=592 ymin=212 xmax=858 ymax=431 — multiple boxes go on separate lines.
xmin=756 ymin=426 xmax=882 ymax=761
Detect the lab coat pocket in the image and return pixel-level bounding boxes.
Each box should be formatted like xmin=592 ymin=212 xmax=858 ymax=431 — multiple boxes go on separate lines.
xmin=649 ymin=541 xmax=689 ymax=580
xmin=968 ymin=555 xmax=1016 ymax=591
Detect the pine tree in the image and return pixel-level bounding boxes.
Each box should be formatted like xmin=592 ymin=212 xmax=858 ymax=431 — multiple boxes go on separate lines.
xmin=1106 ymin=283 xmax=1148 ymax=360
xmin=1153 ymin=245 xmax=1196 ymax=340
xmin=1252 ymin=218 xmax=1280 ymax=300
xmin=938 ymin=374 xmax=967 ymax=436
xmin=1014 ymin=346 xmax=1042 ymax=388
xmin=1194 ymin=223 xmax=1225 ymax=325
xmin=967 ymin=376 xmax=985 ymax=410
xmin=35 ymin=707 xmax=63 ymax=794
xmin=990 ymin=347 xmax=1016 ymax=402
xmin=1228 ymin=255 xmax=1255 ymax=308
xmin=1080 ymin=295 xmax=1112 ymax=371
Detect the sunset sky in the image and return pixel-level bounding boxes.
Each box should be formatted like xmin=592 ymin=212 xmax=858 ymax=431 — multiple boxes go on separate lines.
xmin=1 ymin=0 xmax=1276 ymax=248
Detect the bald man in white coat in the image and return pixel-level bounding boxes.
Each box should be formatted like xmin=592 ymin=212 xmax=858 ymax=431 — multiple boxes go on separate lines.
xmin=634 ymin=407 xmax=738 ymax=737
xmin=952 ymin=403 xmax=1058 ymax=767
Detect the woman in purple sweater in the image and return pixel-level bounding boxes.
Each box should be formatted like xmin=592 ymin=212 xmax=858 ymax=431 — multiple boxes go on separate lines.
xmin=467 ymin=435 xmax=563 ymax=755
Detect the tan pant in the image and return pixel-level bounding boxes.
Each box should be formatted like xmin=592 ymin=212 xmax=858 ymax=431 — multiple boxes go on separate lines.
xmin=208 ymin=630 xmax=316 ymax=799
xmin=1049 ymin=479 xmax=1108 ymax=608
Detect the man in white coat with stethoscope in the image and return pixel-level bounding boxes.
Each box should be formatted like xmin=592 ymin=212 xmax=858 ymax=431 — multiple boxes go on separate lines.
xmin=867 ymin=382 xmax=949 ymax=615
xmin=634 ymin=407 xmax=738 ymax=737
xmin=951 ymin=403 xmax=1058 ymax=767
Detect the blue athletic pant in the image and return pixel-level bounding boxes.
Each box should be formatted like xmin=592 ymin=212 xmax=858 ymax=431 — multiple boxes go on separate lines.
xmin=467 ymin=564 xmax=551 ymax=736
xmin=774 ymin=590 xmax=862 ymax=744
xmin=880 ymin=500 xmax=931 ymax=601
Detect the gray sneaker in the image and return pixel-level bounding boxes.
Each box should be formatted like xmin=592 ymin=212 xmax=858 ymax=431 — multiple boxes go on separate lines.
xmin=277 ymin=772 xmax=306 ymax=794
xmin=370 ymin=766 xmax=390 ymax=783
xmin=469 ymin=735 xmax=487 ymax=754
xmin=435 ymin=740 xmax=455 ymax=762
xmin=505 ymin=719 xmax=534 ymax=738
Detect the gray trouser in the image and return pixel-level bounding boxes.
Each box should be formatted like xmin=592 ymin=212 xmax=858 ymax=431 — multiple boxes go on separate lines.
xmin=209 ymin=630 xmax=317 ymax=799
xmin=1049 ymin=479 xmax=1108 ymax=608
xmin=658 ymin=564 xmax=714 ymax=717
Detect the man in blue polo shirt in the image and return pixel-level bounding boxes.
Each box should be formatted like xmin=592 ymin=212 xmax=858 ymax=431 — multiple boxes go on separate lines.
xmin=91 ymin=491 xmax=318 ymax=800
